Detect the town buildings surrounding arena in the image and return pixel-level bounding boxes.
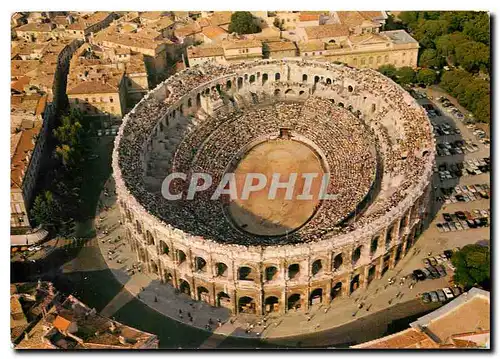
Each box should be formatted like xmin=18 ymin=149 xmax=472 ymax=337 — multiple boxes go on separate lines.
xmin=11 ymin=281 xmax=159 ymax=349
xmin=184 ymin=11 xmax=419 ymax=69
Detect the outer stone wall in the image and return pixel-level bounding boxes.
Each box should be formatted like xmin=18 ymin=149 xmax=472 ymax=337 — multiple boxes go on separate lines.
xmin=112 ymin=59 xmax=435 ymax=315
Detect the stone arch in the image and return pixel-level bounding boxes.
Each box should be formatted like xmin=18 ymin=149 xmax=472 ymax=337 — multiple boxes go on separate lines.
xmin=249 ymin=74 xmax=256 ymax=83
xmin=145 ymin=230 xmax=154 ymax=246
xmin=238 ymin=77 xmax=243 ymax=89
xmin=238 ymin=296 xmax=256 ymax=314
xmin=299 ymin=90 xmax=306 ymax=97
xmin=215 ymin=262 xmax=228 ymax=277
xmin=287 ymin=293 xmax=302 ymax=310
xmin=274 ymin=88 xmax=281 ymax=96
xmin=150 ymin=260 xmax=158 ymax=274
xmin=302 ymin=74 xmax=308 ymax=82
xmin=288 ymin=263 xmax=300 ymax=280
xmin=238 ymin=266 xmax=256 ymax=281
xmin=264 ymin=296 xmax=280 ymax=313
xmin=352 ymin=245 xmax=363 ymax=265
xmin=164 ymin=270 xmax=173 ymax=285
xmin=311 ymin=259 xmax=323 ymax=276
xmin=338 ymin=102 xmax=344 ymax=107
xmin=262 ymin=73 xmax=268 ymax=84
xmin=195 ymin=256 xmax=207 ymax=272
xmin=314 ymin=75 xmax=320 ymax=83
xmin=138 ymin=246 xmax=146 ymax=262
xmin=265 ymin=265 xmax=278 ymax=281
xmin=395 ymin=243 xmax=404 ymax=264
xmin=350 ymin=274 xmax=360 ymax=293
xmin=333 ymin=253 xmax=343 ymax=271
xmin=275 ymin=72 xmax=281 ymax=81
xmin=244 ymin=74 xmax=248 ymax=81
xmin=179 ymin=279 xmax=191 ymax=296
xmin=187 ymin=98 xmax=192 ymax=108
xmin=197 ymin=286 xmax=210 ymax=302
xmin=386 ymin=225 xmax=394 ymax=247
xmin=370 ymin=236 xmax=379 ymax=255
xmin=309 ymin=288 xmax=323 ymax=305
xmin=196 ymin=93 xmax=201 ymax=107
xmin=285 ymin=88 xmax=295 ymax=95
xmin=135 ymin=220 xmax=142 ymax=235
xmin=160 ymin=241 xmax=169 ymax=255
xmin=348 ymin=85 xmax=353 ymax=92
xmin=217 ymin=291 xmax=231 ymax=307
xmin=331 ymin=282 xmax=342 ymax=300
xmin=226 ymin=79 xmax=232 ymax=89
xmin=367 ymin=265 xmax=376 ymax=285
xmin=326 ymin=78 xmax=332 ymax=85
xmin=177 ymin=249 xmax=187 ymax=264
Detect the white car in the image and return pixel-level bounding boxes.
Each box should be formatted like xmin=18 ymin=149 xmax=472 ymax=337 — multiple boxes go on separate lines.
xmin=443 ymin=287 xmax=455 ymax=300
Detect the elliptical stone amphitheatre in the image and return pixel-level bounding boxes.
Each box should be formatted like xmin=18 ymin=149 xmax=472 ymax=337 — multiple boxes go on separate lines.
xmin=112 ymin=58 xmax=435 ymax=316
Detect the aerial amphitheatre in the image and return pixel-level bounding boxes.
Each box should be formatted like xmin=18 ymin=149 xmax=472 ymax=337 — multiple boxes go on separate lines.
xmin=112 ymin=58 xmax=435 ymax=316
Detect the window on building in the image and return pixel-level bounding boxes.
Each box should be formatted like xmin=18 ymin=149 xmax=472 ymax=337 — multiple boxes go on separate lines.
xmin=110 ymin=97 xmax=114 ymax=103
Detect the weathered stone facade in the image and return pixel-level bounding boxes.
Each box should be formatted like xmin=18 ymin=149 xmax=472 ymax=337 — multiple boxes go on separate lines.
xmin=112 ymin=59 xmax=435 ymax=316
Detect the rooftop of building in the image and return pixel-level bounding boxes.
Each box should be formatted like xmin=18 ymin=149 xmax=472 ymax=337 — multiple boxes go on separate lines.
xmin=187 ymin=45 xmax=224 ymax=58
xmin=222 ymin=38 xmax=262 ymax=50
xmin=304 ymin=23 xmax=350 ymax=40
xmin=266 ymin=40 xmax=297 ymax=52
xmin=353 ymin=288 xmax=490 ymax=349
xmin=382 ymin=29 xmax=419 ymax=45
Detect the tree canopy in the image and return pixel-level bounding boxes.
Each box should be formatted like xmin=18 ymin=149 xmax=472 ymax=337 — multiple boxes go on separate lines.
xmin=416 ymin=68 xmax=437 ymax=86
xmin=228 ymin=11 xmax=261 ymax=35
xmin=396 ymin=66 xmax=416 ymax=85
xmin=397 ymin=11 xmax=490 ymax=123
xmin=451 ymin=244 xmax=490 ymax=290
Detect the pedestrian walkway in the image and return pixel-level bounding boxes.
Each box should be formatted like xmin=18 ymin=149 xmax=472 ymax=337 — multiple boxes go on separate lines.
xmin=90 ymin=170 xmax=489 ymax=344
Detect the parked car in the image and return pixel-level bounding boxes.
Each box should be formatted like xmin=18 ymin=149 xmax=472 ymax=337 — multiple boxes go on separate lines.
xmin=429 ymin=291 xmax=439 ymax=303
xmin=428 ymin=257 xmax=438 ymax=266
xmin=444 ymin=250 xmax=454 ymax=259
xmin=421 ymin=268 xmax=432 ymax=279
xmin=451 ymin=286 xmax=462 ymax=297
xmin=421 ymin=292 xmax=431 ymax=303
xmin=436 ymin=264 xmax=447 ymax=277
xmin=422 ymin=258 xmax=431 ymax=266
xmin=436 ymin=289 xmax=447 ymax=302
xmin=413 ymin=269 xmax=426 ymax=281
xmin=443 ymin=287 xmax=455 ymax=300
xmin=427 ymin=266 xmax=440 ymax=279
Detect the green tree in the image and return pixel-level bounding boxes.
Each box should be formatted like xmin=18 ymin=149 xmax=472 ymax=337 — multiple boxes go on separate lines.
xmin=378 ymin=64 xmax=397 ymax=81
xmin=396 ymin=66 xmax=416 ymax=85
xmin=398 ymin=11 xmax=421 ymax=31
xmin=384 ymin=14 xmax=404 ymax=31
xmin=419 ymin=48 xmax=444 ymax=68
xmin=228 ymin=11 xmax=261 ymax=35
xmin=435 ymin=32 xmax=469 ymax=63
xmin=455 ymin=41 xmax=489 ymax=73
xmin=416 ymin=68 xmax=437 ymax=86
xmin=451 ymin=244 xmax=490 ymax=289
xmin=413 ymin=19 xmax=450 ymax=48
xmin=31 ymin=191 xmax=61 ymax=227
xmin=463 ymin=12 xmax=490 ymax=44
xmin=273 ymin=17 xmax=284 ymax=31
